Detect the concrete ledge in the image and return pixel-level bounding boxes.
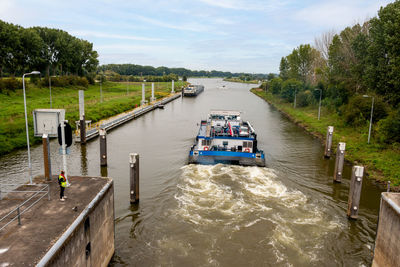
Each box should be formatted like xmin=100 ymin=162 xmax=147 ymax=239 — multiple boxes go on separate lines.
xmin=373 ymin=192 xmax=400 ymax=267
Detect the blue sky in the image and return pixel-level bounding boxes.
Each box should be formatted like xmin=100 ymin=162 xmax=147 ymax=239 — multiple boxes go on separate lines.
xmin=0 ymin=0 xmax=394 ymax=73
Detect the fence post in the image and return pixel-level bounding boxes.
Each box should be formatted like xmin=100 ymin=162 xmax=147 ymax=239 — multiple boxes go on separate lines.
xmin=324 ymin=126 xmax=334 ymax=158
xmin=333 ymin=142 xmax=346 ymax=183
xmin=42 ymin=134 xmax=52 ymax=181
xmin=129 ymin=153 xmax=139 ymax=204
xmin=347 ymin=166 xmax=364 ymax=219
xmin=100 ymin=128 xmax=107 ymax=167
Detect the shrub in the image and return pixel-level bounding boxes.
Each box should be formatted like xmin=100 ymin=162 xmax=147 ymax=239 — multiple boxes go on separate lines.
xmin=377 ymin=108 xmax=400 ymax=144
xmin=269 ymin=77 xmax=282 ymax=94
xmin=0 ymin=77 xmax=22 ymax=92
xmin=296 ymin=90 xmax=314 ymax=107
xmin=342 ymin=95 xmax=388 ymax=126
xmin=281 ymin=78 xmax=303 ymax=102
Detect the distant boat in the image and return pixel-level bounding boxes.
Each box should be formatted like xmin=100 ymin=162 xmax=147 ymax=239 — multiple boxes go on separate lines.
xmin=183 ymin=85 xmax=204 ymax=96
xmin=189 ymin=110 xmax=266 ymax=167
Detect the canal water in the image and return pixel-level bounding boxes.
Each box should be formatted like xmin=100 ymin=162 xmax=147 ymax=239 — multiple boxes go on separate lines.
xmin=0 ymin=78 xmax=384 ymax=266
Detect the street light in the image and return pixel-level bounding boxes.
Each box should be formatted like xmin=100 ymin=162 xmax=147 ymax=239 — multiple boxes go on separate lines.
xmin=23 ymin=71 xmax=41 ymax=184
xmin=363 ymin=95 xmax=375 ymax=144
xmin=315 ymin=88 xmax=322 ymax=120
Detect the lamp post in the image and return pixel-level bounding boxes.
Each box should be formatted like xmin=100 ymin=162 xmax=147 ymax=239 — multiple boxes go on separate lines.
xmin=23 ymin=71 xmax=41 ymax=184
xmin=293 ymin=88 xmax=297 ymax=108
xmin=363 ymin=95 xmax=375 ymax=144
xmin=315 ymin=88 xmax=322 ymax=120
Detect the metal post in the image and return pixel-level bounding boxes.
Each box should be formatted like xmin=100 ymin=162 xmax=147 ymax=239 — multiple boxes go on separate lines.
xmin=333 ymin=142 xmax=345 ymax=183
xmin=171 ymin=80 xmax=175 ymax=93
xmin=42 ymin=134 xmax=52 ymax=181
xmin=79 ymin=90 xmax=86 ymax=144
xmin=60 ymin=120 xmax=70 ymax=186
xmin=387 ymin=181 xmax=391 ymax=192
xmin=100 ymin=128 xmax=107 ymax=167
xmin=17 ymin=207 xmax=21 ymax=225
xmin=48 ymin=184 xmax=51 ymax=200
xmin=294 ymin=89 xmax=297 ymax=108
xmin=100 ymin=81 xmax=103 ymax=103
xmin=324 ymin=126 xmax=334 ymax=158
xmin=129 ymin=153 xmax=139 ymax=204
xmin=49 ymin=75 xmax=52 ymax=109
xmin=368 ymin=97 xmax=374 ymax=144
xmin=315 ymin=88 xmax=322 ymax=120
xmin=150 ymin=83 xmax=155 ymax=102
xmin=347 ymin=166 xmax=364 ymax=219
xmin=141 ymin=83 xmax=146 ymax=106
xmin=22 ymin=74 xmax=33 ymax=184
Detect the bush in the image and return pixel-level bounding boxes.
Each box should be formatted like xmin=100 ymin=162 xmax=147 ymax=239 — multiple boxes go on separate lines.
xmin=281 ymin=78 xmax=303 ymax=102
xmin=0 ymin=77 xmax=22 ymax=92
xmin=342 ymin=95 xmax=388 ymax=126
xmin=296 ymin=90 xmax=314 ymax=107
xmin=37 ymin=75 xmax=89 ymax=88
xmin=269 ymin=77 xmax=282 ymax=94
xmin=377 ymin=108 xmax=400 ymax=144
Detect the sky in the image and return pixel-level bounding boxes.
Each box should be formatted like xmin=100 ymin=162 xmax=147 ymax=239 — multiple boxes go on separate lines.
xmin=0 ymin=0 xmax=394 ymax=73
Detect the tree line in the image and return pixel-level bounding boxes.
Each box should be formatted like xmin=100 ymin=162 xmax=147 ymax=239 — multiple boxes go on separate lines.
xmin=98 ymin=64 xmax=268 ymax=80
xmin=0 ymin=20 xmax=99 ymax=78
xmin=263 ymin=1 xmax=400 ymax=144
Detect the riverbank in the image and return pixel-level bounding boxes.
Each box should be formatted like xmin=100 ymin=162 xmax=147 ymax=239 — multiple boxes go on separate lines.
xmin=223 ymin=78 xmax=259 ymax=84
xmin=251 ymin=88 xmax=400 ymax=190
xmin=0 ymin=81 xmax=186 ymax=155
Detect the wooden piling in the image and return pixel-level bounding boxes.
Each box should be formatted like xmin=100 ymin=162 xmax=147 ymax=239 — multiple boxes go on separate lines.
xmin=324 ymin=126 xmax=334 ymax=158
xmin=42 ymin=134 xmax=52 ymax=181
xmin=129 ymin=153 xmax=139 ymax=204
xmin=99 ymin=128 xmax=107 ymax=166
xmin=347 ymin=166 xmax=364 ymax=219
xmin=333 ymin=142 xmax=346 ymax=183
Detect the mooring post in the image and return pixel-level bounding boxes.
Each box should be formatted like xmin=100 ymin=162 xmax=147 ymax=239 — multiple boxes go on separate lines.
xmin=324 ymin=126 xmax=334 ymax=158
xmin=100 ymin=128 xmax=107 ymax=167
xmin=347 ymin=166 xmax=364 ymax=219
xmin=333 ymin=142 xmax=346 ymax=183
xmin=150 ymin=83 xmax=156 ymax=102
xmin=171 ymin=80 xmax=175 ymax=93
xmin=42 ymin=133 xmax=52 ymax=181
xmin=129 ymin=153 xmax=139 ymax=204
xmin=79 ymin=90 xmax=86 ymax=144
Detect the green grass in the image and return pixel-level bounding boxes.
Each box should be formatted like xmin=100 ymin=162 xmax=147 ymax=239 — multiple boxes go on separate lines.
xmin=251 ymin=88 xmax=400 ymax=188
xmin=0 ymin=81 xmax=186 ymax=155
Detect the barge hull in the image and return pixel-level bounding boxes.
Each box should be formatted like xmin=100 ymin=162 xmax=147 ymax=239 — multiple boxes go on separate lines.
xmin=189 ymin=151 xmax=265 ymax=167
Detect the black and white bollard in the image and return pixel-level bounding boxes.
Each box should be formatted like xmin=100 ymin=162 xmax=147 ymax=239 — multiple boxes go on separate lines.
xmin=129 ymin=153 xmax=139 ymax=204
xmin=333 ymin=142 xmax=346 ymax=183
xmin=42 ymin=133 xmax=52 ymax=180
xmin=347 ymin=166 xmax=364 ymax=219
xmin=100 ymin=128 xmax=107 ymax=167
xmin=324 ymin=126 xmax=334 ymax=158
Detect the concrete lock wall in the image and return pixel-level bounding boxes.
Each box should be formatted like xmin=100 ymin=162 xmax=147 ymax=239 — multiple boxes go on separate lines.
xmin=45 ymin=181 xmax=115 ymax=267
xmin=372 ymin=193 xmax=400 ymax=267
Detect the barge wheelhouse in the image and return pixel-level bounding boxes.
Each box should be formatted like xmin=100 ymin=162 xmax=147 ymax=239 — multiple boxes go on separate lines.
xmin=189 ymin=110 xmax=265 ymax=167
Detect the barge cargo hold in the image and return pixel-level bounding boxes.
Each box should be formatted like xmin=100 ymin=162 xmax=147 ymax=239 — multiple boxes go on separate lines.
xmin=189 ymin=110 xmax=265 ymax=167
xmin=183 ymin=84 xmax=204 ymax=96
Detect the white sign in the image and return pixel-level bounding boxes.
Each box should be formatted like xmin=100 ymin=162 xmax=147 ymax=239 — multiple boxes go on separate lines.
xmin=33 ymin=109 xmax=65 ymax=137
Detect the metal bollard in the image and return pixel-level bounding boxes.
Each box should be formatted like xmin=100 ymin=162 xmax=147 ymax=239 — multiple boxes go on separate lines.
xmin=324 ymin=126 xmax=334 ymax=158
xmin=48 ymin=184 xmax=51 ymax=201
xmin=129 ymin=153 xmax=139 ymax=204
xmin=347 ymin=166 xmax=364 ymax=219
xmin=387 ymin=181 xmax=391 ymax=192
xmin=333 ymin=142 xmax=346 ymax=183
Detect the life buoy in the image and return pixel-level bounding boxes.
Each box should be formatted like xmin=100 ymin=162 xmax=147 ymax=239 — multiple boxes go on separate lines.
xmin=244 ymin=148 xmax=250 ymax=152
xmin=204 ymin=146 xmax=209 ymax=151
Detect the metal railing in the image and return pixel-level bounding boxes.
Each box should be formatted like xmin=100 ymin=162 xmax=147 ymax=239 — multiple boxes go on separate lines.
xmin=0 ymin=184 xmax=50 ymax=231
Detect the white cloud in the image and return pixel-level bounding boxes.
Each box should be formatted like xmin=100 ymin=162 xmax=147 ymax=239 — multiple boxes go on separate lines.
xmin=70 ymin=30 xmax=162 ymax=41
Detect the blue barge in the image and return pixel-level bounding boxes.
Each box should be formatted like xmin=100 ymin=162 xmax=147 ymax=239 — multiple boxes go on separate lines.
xmin=189 ymin=110 xmax=265 ymax=167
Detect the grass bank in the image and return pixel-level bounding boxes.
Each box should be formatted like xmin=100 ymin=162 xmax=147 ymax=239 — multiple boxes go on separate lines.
xmin=223 ymin=78 xmax=259 ymax=84
xmin=0 ymin=81 xmax=186 ymax=155
xmin=251 ymin=88 xmax=400 ymax=189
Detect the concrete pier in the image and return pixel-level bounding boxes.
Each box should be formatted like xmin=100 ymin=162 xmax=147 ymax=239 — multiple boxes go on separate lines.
xmin=0 ymin=176 xmax=114 ymax=266
xmin=373 ymin=193 xmax=400 ymax=267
